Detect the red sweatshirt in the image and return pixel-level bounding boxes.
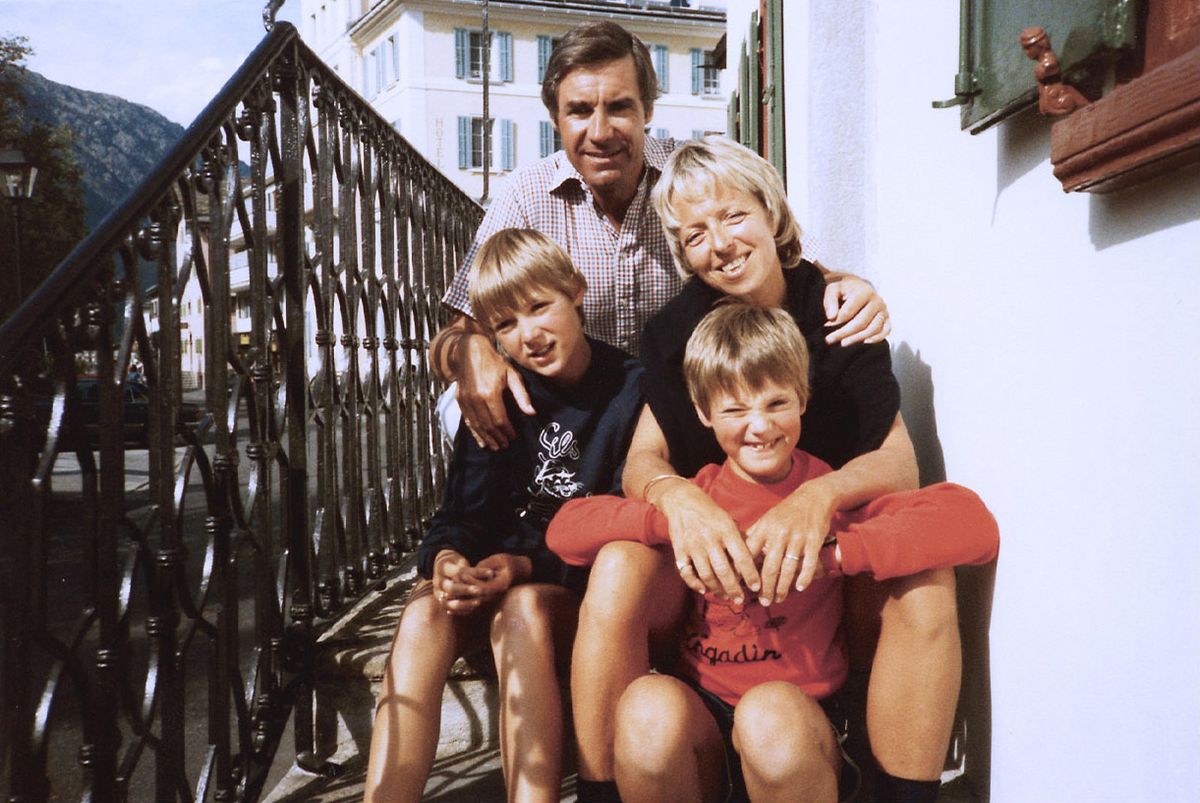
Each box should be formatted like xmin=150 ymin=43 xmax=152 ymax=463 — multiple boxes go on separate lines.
xmin=547 ymin=451 xmax=999 ymax=704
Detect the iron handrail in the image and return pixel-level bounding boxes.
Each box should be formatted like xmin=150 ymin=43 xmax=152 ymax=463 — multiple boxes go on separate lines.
xmin=0 ymin=21 xmax=481 ymax=801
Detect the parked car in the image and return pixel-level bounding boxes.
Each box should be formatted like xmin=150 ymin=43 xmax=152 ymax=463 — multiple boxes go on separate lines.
xmin=35 ymin=377 xmax=207 ymax=451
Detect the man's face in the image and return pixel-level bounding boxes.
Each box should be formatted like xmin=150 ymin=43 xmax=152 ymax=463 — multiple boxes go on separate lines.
xmin=553 ymin=56 xmax=649 ymax=203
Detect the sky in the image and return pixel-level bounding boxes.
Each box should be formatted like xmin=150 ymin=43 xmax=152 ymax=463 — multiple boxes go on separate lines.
xmin=4 ymin=0 xmax=303 ymax=125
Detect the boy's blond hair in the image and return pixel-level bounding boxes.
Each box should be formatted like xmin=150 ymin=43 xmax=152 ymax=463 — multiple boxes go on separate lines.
xmin=468 ymin=228 xmax=587 ymax=326
xmin=652 ymin=135 xmax=803 ymax=280
xmin=684 ymin=301 xmax=811 ymax=416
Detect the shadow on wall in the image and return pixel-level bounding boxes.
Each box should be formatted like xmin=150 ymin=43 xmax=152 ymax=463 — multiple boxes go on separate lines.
xmin=1089 ymin=164 xmax=1200 ymax=249
xmin=993 ymin=104 xmax=1200 ymax=250
xmin=994 ymin=106 xmax=1052 ymax=214
xmin=893 ymin=343 xmax=997 ymax=803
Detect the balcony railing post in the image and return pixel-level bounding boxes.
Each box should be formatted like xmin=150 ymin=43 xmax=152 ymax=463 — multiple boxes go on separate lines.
xmin=274 ymin=43 xmax=318 ymax=775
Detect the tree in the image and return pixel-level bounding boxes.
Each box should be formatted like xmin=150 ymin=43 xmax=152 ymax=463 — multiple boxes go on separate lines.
xmin=1 ymin=34 xmax=87 ymax=323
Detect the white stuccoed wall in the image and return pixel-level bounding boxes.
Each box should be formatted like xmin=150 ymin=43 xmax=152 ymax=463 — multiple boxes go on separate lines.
xmin=725 ymin=1 xmax=1200 ymax=800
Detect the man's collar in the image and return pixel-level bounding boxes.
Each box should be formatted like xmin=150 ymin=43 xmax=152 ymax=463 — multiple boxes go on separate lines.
xmin=549 ymin=135 xmax=673 ymax=195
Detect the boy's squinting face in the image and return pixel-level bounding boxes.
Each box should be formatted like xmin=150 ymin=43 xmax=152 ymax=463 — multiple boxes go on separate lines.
xmin=489 ymin=286 xmax=590 ymax=385
xmin=697 ymin=378 xmax=805 ymax=484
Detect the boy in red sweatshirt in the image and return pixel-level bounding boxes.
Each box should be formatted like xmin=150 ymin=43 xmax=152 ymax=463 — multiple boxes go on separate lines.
xmin=547 ymin=302 xmax=998 ymax=803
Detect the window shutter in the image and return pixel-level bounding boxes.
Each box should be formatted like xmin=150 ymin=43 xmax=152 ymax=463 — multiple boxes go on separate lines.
xmin=362 ymin=55 xmax=370 ymax=96
xmin=499 ymin=32 xmax=513 ymax=82
xmin=539 ymin=120 xmax=553 ymax=158
xmin=537 ymin=35 xmax=552 ymax=82
xmin=692 ymin=129 xmax=705 ymax=140
xmin=391 ymin=35 xmax=400 ymax=84
xmin=690 ymin=48 xmax=702 ymax=95
xmin=501 ymin=119 xmax=515 ymax=170
xmin=454 ymin=28 xmax=468 ymax=79
xmin=654 ymin=128 xmax=669 ymax=140
xmin=948 ymin=0 xmax=1141 ymax=132
xmin=457 ymin=116 xmax=470 ymax=169
xmin=654 ymin=45 xmax=669 ymax=93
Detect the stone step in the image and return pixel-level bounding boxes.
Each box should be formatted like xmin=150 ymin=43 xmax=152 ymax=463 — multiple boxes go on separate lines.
xmin=261 ymin=560 xmax=579 ymax=802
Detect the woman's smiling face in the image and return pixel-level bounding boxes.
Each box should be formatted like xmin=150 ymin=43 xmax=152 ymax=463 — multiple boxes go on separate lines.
xmin=675 ymin=185 xmax=786 ymax=308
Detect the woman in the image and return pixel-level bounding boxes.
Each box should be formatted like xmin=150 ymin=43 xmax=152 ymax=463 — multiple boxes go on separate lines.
xmin=569 ymin=137 xmax=960 ymax=803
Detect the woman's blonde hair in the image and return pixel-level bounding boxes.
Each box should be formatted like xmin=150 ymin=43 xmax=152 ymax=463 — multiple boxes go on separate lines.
xmin=469 ymin=229 xmax=587 ymax=326
xmin=683 ymin=301 xmax=811 ymax=416
xmin=652 ymin=136 xmax=803 ymax=279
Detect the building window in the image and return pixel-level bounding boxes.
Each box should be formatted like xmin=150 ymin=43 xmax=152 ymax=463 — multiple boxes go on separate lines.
xmin=539 ymin=120 xmax=562 ymax=157
xmin=654 ymin=127 xmax=670 ymax=141
xmin=537 ymin=35 xmax=563 ymax=83
xmin=455 ymin=29 xmax=513 ymax=83
xmin=653 ymin=44 xmax=670 ymax=93
xmin=691 ymin=48 xmax=721 ymax=95
xmin=458 ymin=117 xmax=515 ymax=170
xmin=364 ymin=34 xmax=400 ymax=97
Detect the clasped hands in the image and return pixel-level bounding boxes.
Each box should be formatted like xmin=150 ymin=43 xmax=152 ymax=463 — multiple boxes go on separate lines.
xmin=431 ymin=549 xmax=532 ymax=615
xmin=659 ymin=479 xmax=839 ymax=607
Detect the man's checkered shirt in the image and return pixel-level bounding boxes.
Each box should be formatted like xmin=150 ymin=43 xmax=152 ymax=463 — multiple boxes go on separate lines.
xmin=443 ymin=136 xmax=818 ymax=356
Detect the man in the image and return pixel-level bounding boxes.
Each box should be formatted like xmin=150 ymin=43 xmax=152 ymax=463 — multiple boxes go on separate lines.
xmin=427 ymin=21 xmax=905 ymax=803
xmin=430 ymin=21 xmax=888 ymax=451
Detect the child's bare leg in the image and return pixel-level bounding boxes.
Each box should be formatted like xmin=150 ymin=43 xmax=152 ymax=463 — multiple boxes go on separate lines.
xmin=860 ymin=567 xmax=961 ymax=780
xmin=364 ymin=582 xmax=483 ymax=803
xmin=571 ymin=542 xmax=688 ymax=782
xmin=489 ymin=583 xmax=579 ymax=803
xmin=733 ymin=681 xmax=839 ymax=803
xmin=613 ymin=675 xmax=724 ymax=803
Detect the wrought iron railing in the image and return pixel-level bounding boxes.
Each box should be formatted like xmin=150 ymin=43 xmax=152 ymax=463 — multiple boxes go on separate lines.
xmin=0 ymin=21 xmax=481 ymax=801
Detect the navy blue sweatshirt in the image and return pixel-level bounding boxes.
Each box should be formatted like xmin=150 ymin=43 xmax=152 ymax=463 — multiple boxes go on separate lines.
xmin=417 ymin=338 xmax=643 ymax=590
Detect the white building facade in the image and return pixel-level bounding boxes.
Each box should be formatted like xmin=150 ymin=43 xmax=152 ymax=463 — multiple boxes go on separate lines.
xmin=725 ymin=1 xmax=1200 ymax=800
xmin=299 ymin=0 xmax=729 ymax=200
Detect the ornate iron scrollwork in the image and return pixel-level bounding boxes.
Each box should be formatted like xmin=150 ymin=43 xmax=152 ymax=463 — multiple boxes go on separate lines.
xmin=0 ymin=20 xmax=481 ymax=802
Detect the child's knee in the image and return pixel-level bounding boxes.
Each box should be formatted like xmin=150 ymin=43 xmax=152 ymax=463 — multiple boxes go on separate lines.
xmin=733 ymin=683 xmax=837 ymax=784
xmin=490 ymin=584 xmax=561 ymax=647
xmin=615 ymin=676 xmax=690 ymax=770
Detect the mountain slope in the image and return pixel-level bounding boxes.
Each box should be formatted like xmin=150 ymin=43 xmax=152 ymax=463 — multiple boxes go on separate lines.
xmin=18 ymin=69 xmax=185 ymax=231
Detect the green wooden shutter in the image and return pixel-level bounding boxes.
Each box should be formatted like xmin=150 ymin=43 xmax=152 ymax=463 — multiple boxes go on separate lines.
xmin=690 ymin=48 xmax=702 ymax=94
xmin=747 ymin=12 xmax=761 ymax=153
xmin=765 ymin=0 xmax=786 ymax=181
xmin=499 ymin=32 xmax=513 ymax=82
xmin=943 ymin=0 xmax=1141 ymax=132
xmin=454 ymin=28 xmax=468 ymax=79
xmin=457 ymin=116 xmax=470 ymax=168
xmin=537 ymin=35 xmax=552 ymax=82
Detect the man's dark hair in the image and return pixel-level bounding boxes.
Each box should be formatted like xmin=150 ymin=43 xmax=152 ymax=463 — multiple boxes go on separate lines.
xmin=540 ymin=21 xmax=659 ymax=119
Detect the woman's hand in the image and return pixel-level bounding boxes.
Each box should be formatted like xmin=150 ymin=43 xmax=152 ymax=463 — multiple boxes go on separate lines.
xmin=744 ymin=479 xmax=837 ymax=605
xmin=822 ymin=275 xmax=891 ymax=346
xmin=655 ymin=478 xmax=761 ymax=604
xmin=455 ymin=333 xmax=535 ymax=450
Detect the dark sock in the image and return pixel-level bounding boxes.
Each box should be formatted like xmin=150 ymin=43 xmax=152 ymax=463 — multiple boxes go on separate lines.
xmin=576 ymin=777 xmax=622 ymax=803
xmin=874 ymin=771 xmax=940 ymax=803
